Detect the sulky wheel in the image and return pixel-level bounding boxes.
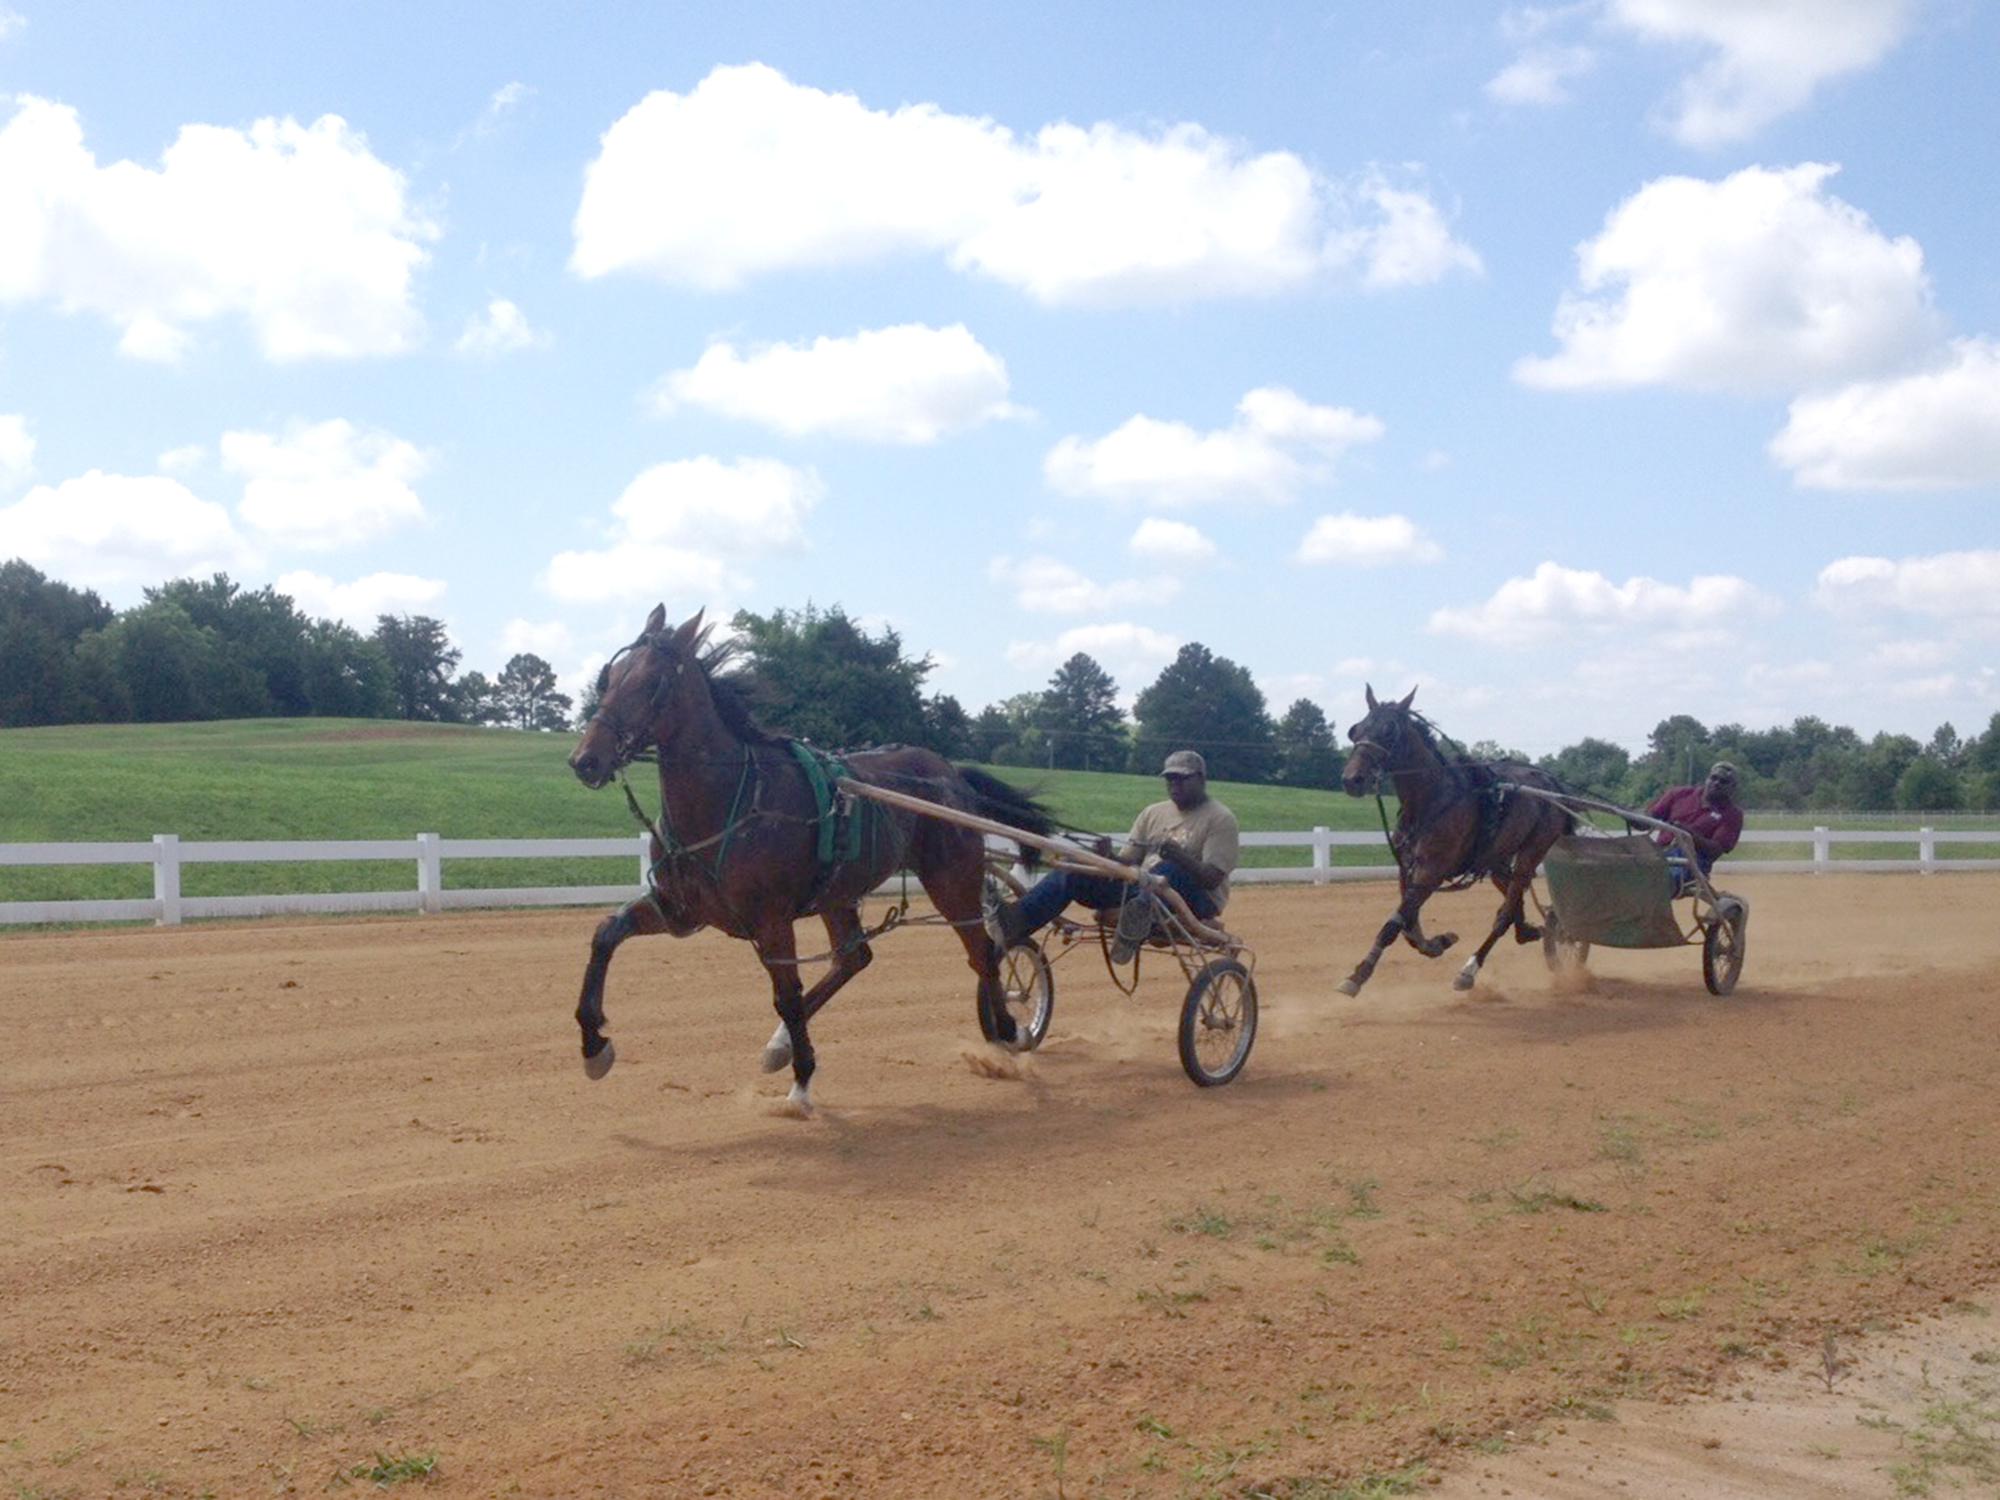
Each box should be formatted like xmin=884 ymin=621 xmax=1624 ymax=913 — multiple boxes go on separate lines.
xmin=997 ymin=940 xmax=1054 ymax=1050
xmin=1178 ymin=958 xmax=1258 ymax=1087
xmin=1702 ymin=900 xmax=1747 ymax=997
xmin=1541 ymin=908 xmax=1590 ymax=975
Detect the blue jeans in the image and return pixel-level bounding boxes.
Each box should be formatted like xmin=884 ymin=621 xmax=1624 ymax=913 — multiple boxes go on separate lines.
xmin=1015 ymin=864 xmax=1217 ymax=936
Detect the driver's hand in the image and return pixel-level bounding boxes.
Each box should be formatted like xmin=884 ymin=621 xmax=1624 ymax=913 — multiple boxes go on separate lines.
xmin=1091 ymin=835 xmax=1114 ymax=858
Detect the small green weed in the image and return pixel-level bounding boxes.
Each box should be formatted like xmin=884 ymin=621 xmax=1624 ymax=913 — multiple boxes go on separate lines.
xmin=1170 ymin=1206 xmax=1234 ymax=1239
xmin=348 ymin=1450 xmax=438 ymax=1486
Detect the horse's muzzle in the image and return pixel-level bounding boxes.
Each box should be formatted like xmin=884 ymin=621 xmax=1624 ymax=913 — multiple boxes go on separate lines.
xmin=1341 ymin=774 xmax=1369 ymax=797
xmin=569 ymin=749 xmax=612 ymax=789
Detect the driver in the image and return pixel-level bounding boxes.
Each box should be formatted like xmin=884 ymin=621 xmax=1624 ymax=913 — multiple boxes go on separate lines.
xmin=985 ymin=749 xmax=1239 ymax=962
xmin=1647 ymin=760 xmax=1744 ymax=892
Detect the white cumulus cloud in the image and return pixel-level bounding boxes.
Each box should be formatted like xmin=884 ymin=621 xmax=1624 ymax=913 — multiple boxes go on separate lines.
xmin=609 ymin=456 xmax=821 ymax=552
xmin=571 ymin=63 xmax=1477 ymax=305
xmin=1429 ymin=560 xmax=1777 ymax=645
xmin=0 ymin=471 xmax=254 ymax=593
xmin=1486 ymin=44 xmax=1598 ymax=105
xmin=1046 ymin=386 xmax=1384 ymax=508
xmin=275 ymin=570 xmax=447 ymax=628
xmin=656 ymin=323 xmax=1016 ymax=444
xmin=0 ymin=96 xmax=432 ymax=361
xmin=500 ymin=618 xmax=574 ymax=662
xmin=542 ymin=543 xmax=746 ymax=606
xmin=1128 ymin=518 xmax=1216 ymax=564
xmin=1514 ymin=163 xmax=1938 ymax=395
xmin=1814 ymin=552 xmax=2000 ymax=624
xmin=988 ymin=555 xmax=1173 ymax=615
xmin=1003 ymin=622 xmax=1181 ymax=679
xmin=0 ymin=413 xmax=31 ymax=488
xmin=455 ymin=298 xmax=546 ymax=356
xmin=541 ymin=456 xmax=820 ymax=605
xmin=1771 ymin=338 xmax=2000 ymax=491
xmin=221 ymin=419 xmax=430 ymax=550
xmin=1296 ymin=511 xmax=1443 ymax=566
xmin=1608 ymin=0 xmax=1920 ymax=148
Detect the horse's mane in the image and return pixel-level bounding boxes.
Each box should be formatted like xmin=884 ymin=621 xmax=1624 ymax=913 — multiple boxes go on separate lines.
xmin=686 ymin=628 xmax=784 ymax=747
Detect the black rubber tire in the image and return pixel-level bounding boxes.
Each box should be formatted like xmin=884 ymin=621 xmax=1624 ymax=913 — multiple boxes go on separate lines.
xmin=1541 ymin=909 xmax=1591 ymax=974
xmin=1178 ymin=959 xmax=1258 ymax=1087
xmin=1702 ymin=903 xmax=1747 ymax=996
xmin=998 ymin=941 xmax=1054 ymax=1050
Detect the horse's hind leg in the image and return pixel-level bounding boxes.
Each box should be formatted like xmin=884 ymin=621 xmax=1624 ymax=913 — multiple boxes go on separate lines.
xmin=760 ymin=906 xmax=874 ymax=1074
xmin=913 ymin=826 xmax=1017 ymax=1049
xmin=575 ymin=896 xmax=674 ymax=1079
xmin=1454 ymin=869 xmax=1535 ymax=991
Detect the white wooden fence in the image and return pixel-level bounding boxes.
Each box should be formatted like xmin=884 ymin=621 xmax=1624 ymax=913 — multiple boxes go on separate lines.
xmin=2 ymin=825 xmax=1996 ymax=927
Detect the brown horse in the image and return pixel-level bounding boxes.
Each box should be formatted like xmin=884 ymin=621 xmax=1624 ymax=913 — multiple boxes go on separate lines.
xmin=567 ymin=604 xmax=1054 ymax=1114
xmin=1335 ymin=686 xmax=1573 ymax=996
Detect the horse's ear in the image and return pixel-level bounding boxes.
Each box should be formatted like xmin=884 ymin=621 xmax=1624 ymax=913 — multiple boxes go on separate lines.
xmin=672 ymin=608 xmax=705 ymax=651
xmin=1364 ymin=683 xmax=1378 ymax=711
xmin=1399 ymin=685 xmax=1418 ymax=711
xmin=643 ymin=603 xmax=667 ymax=637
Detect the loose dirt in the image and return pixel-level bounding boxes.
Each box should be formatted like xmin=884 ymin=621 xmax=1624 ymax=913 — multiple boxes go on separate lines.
xmin=4 ymin=875 xmax=1998 ymax=1498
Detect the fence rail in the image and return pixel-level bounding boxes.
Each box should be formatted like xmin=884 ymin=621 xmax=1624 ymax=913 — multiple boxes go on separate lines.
xmin=3 ymin=826 xmax=1996 ymax=927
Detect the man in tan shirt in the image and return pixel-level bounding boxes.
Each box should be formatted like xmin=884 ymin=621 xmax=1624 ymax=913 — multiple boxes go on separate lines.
xmin=985 ymin=749 xmax=1240 ymax=959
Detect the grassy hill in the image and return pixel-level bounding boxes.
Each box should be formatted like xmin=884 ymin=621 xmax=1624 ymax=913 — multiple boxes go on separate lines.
xmin=0 ymin=719 xmax=1387 ymax=902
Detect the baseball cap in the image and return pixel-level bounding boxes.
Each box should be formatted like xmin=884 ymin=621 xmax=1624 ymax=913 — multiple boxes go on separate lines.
xmin=1161 ymin=749 xmax=1206 ymax=777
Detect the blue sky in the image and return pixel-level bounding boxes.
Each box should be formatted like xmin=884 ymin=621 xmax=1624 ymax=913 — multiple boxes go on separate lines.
xmin=2 ymin=0 xmax=1995 ymax=755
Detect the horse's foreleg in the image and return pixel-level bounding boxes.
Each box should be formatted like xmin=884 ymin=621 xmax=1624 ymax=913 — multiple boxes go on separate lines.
xmin=1401 ymin=912 xmax=1458 ymax=959
xmin=1338 ymin=880 xmax=1439 ymax=997
xmin=759 ymin=908 xmax=874 ymax=1074
xmin=756 ymin=922 xmax=817 ymax=1116
xmin=1455 ymin=871 xmax=1536 ymax=991
xmin=575 ymin=897 xmax=673 ymax=1079
xmin=1389 ymin=870 xmax=1456 ymax=959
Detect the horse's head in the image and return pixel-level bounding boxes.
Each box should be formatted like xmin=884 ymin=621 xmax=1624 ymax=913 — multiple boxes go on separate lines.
xmin=568 ymin=604 xmax=706 ymax=789
xmin=1342 ymin=683 xmax=1419 ymax=797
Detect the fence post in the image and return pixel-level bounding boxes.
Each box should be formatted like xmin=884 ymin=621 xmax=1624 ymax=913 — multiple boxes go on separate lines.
xmin=1919 ymin=825 xmax=1936 ymax=874
xmin=153 ymin=833 xmax=181 ymax=926
xmin=637 ymin=831 xmax=652 ymax=890
xmin=416 ymin=832 xmax=443 ymax=913
xmin=1312 ymin=826 xmax=1330 ymax=885
xmin=1812 ymin=826 xmax=1830 ymax=873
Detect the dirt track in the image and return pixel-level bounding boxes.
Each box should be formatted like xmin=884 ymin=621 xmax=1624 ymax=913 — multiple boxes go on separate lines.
xmin=4 ymin=875 xmax=1999 ymax=1498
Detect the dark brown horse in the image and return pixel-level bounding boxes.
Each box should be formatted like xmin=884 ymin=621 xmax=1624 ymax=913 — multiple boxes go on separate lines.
xmin=1336 ymin=686 xmax=1573 ymax=996
xmin=567 ymin=604 xmax=1054 ymax=1114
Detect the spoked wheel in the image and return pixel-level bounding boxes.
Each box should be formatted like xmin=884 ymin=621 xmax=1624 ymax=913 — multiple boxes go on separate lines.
xmin=1702 ymin=901 xmax=1747 ymax=996
xmin=998 ymin=941 xmax=1054 ymax=1050
xmin=1541 ymin=908 xmax=1591 ymax=975
xmin=1178 ymin=958 xmax=1258 ymax=1087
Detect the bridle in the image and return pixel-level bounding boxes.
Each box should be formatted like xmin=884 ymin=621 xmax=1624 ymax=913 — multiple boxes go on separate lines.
xmin=590 ymin=631 xmax=690 ymax=774
xmin=1346 ymin=707 xmax=1409 ymax=783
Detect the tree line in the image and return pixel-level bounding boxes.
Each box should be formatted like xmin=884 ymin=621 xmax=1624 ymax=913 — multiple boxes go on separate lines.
xmin=6 ymin=559 xmax=1998 ymax=811
xmin=0 ymin=562 xmax=573 ymax=731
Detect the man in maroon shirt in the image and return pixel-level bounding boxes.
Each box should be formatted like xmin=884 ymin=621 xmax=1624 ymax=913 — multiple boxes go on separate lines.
xmin=1648 ymin=760 xmax=1744 ymax=890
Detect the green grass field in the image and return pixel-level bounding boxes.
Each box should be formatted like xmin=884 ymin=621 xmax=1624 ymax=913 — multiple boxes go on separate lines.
xmin=7 ymin=721 xmax=1993 ymax=906
xmin=0 ymin=719 xmax=1391 ymax=902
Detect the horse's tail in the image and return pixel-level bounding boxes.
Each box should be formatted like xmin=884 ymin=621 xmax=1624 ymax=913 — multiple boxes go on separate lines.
xmin=956 ymin=766 xmax=1055 ymax=867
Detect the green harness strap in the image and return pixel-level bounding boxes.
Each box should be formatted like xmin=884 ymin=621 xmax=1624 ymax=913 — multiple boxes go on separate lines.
xmin=786 ymin=740 xmax=865 ymax=869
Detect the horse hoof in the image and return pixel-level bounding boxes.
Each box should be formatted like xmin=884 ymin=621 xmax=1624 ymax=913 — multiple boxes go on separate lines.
xmin=1452 ymin=971 xmax=1477 ymax=992
xmin=1336 ymin=978 xmax=1360 ymax=998
xmin=1437 ymin=933 xmax=1458 ymax=953
xmin=760 ymin=1041 xmax=793 ymax=1073
xmin=582 ymin=1039 xmax=616 ymax=1080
